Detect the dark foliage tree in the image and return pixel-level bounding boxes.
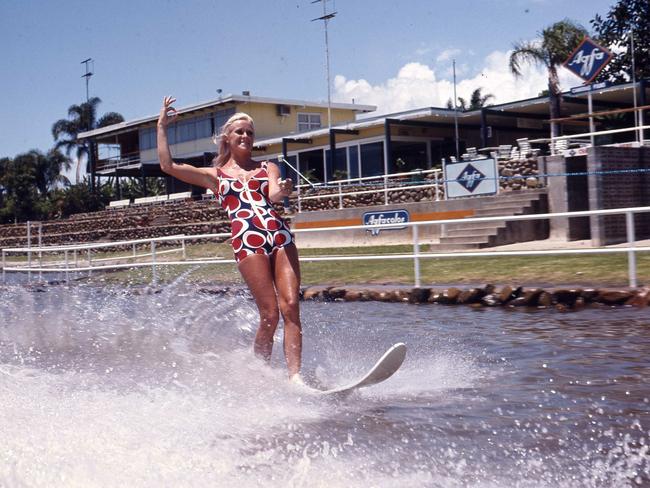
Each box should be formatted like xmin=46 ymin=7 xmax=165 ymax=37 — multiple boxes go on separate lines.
xmin=51 ymin=97 xmax=123 ymax=191
xmin=591 ymin=0 xmax=650 ymax=83
xmin=446 ymin=88 xmax=495 ymax=111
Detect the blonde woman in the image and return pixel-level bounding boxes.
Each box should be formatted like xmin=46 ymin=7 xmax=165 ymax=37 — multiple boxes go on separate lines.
xmin=157 ymin=96 xmax=303 ymax=381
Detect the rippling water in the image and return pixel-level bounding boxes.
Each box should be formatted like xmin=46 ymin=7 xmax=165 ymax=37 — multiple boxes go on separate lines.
xmin=1 ymin=281 xmax=648 ymax=487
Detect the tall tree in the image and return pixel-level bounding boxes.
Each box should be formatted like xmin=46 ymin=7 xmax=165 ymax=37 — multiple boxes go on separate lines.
xmin=446 ymin=88 xmax=495 ymax=111
xmin=591 ymin=0 xmax=650 ymax=83
xmin=509 ymin=19 xmax=588 ymax=137
xmin=26 ymin=149 xmax=72 ymax=195
xmin=51 ymin=97 xmax=123 ymax=191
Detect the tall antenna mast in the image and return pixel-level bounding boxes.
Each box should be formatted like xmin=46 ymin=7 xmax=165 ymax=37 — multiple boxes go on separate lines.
xmin=81 ymin=58 xmax=93 ymax=102
xmin=453 ymin=59 xmax=460 ymax=161
xmin=311 ymin=0 xmax=336 ymax=128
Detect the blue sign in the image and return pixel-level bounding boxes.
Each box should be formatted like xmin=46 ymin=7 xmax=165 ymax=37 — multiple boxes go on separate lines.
xmin=570 ymin=81 xmax=611 ymax=95
xmin=456 ymin=163 xmax=486 ymax=193
xmin=564 ymin=37 xmax=612 ymax=82
xmin=363 ymin=209 xmax=409 ymax=236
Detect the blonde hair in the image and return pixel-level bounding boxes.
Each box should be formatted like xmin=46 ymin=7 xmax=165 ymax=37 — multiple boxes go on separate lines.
xmin=213 ymin=112 xmax=255 ymax=167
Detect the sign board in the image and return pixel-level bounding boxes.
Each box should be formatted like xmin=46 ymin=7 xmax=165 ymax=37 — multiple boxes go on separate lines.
xmin=363 ymin=209 xmax=409 ymax=236
xmin=564 ymin=37 xmax=612 ymax=82
xmin=570 ymin=81 xmax=610 ymax=95
xmin=444 ymin=158 xmax=498 ymax=199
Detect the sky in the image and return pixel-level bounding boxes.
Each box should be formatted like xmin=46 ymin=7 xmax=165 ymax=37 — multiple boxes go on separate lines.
xmin=0 ymin=0 xmax=618 ymax=161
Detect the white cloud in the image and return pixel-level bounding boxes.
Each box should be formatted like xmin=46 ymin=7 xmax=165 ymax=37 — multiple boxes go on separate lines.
xmin=333 ymin=49 xmax=585 ymax=115
xmin=436 ymin=48 xmax=462 ymax=63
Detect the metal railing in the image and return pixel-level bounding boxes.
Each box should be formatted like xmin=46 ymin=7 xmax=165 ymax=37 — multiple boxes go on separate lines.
xmin=3 ymin=206 xmax=649 ymax=288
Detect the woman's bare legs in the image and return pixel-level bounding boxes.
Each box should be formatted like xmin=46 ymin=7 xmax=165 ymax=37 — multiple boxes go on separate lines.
xmin=237 ymin=244 xmax=302 ymax=377
xmin=271 ymin=244 xmax=302 ymax=377
xmin=238 ymin=254 xmax=280 ymax=363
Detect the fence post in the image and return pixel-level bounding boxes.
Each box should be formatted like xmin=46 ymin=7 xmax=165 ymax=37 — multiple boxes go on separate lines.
xmin=2 ymin=250 xmax=5 ymax=284
xmin=413 ymin=224 xmax=421 ymax=287
xmin=434 ymin=171 xmax=440 ymax=201
xmin=38 ymin=222 xmax=42 ymax=282
xmin=151 ymin=241 xmax=157 ymax=285
xmin=625 ymin=211 xmax=637 ymax=288
xmin=27 ymin=220 xmax=32 ymax=283
xmin=64 ymin=250 xmax=69 ymax=283
xmin=87 ymin=248 xmax=92 ymax=276
xmin=338 ymin=182 xmax=343 ymax=209
xmin=384 ymin=176 xmax=389 ymax=205
xmin=182 ymin=237 xmax=187 ymax=260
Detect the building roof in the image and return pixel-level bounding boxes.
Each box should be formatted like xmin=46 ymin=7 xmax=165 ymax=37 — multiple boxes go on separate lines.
xmin=78 ymin=93 xmax=376 ymax=140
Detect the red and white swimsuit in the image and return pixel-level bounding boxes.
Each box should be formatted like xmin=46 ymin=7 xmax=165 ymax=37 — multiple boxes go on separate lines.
xmin=217 ymin=161 xmax=294 ymax=263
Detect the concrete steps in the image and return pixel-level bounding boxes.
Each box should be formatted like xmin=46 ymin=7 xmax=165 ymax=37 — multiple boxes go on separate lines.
xmin=432 ymin=189 xmax=549 ymax=251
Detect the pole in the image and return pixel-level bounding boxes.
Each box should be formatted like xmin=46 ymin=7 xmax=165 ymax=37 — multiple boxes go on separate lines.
xmin=27 ymin=221 xmax=32 ymax=283
xmin=413 ymin=225 xmax=421 ymax=288
xmin=453 ymin=60 xmax=460 ymax=161
xmin=588 ymin=91 xmax=595 ymax=147
xmin=311 ymin=1 xmax=336 ymax=129
xmin=626 ymin=211 xmax=637 ymax=288
xmin=38 ymin=222 xmax=42 ymax=282
xmin=630 ymin=29 xmax=640 ymax=143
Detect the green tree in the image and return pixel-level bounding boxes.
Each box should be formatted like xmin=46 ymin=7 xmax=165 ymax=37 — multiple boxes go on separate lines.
xmin=0 ymin=153 xmax=39 ymax=223
xmin=51 ymin=97 xmax=123 ymax=191
xmin=446 ymin=88 xmax=495 ymax=111
xmin=48 ymin=180 xmax=113 ymax=218
xmin=509 ymin=19 xmax=588 ymax=137
xmin=591 ymin=0 xmax=650 ymax=83
xmin=25 ymin=149 xmax=71 ymax=195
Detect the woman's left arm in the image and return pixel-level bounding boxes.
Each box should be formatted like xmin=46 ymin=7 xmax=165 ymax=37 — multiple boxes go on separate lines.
xmin=266 ymin=162 xmax=293 ymax=202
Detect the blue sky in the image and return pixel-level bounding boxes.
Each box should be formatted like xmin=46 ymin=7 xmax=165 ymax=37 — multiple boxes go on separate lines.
xmin=1 ymin=0 xmax=617 ymax=160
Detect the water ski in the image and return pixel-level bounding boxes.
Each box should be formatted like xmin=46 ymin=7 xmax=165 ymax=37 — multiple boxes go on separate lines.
xmin=315 ymin=342 xmax=406 ymax=397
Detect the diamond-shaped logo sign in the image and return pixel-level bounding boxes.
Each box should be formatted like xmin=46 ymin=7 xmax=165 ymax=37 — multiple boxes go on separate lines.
xmin=564 ymin=36 xmax=612 ymax=82
xmin=456 ymin=163 xmax=485 ymax=192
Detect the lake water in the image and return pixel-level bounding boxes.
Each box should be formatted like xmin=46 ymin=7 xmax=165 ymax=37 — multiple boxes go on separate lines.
xmin=0 ymin=281 xmax=648 ymax=487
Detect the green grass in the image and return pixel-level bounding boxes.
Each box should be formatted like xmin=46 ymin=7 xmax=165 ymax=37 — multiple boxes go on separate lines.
xmin=70 ymin=242 xmax=650 ymax=288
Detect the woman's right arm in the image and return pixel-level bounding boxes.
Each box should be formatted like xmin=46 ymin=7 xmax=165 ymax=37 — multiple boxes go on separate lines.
xmin=157 ymin=96 xmax=217 ymax=191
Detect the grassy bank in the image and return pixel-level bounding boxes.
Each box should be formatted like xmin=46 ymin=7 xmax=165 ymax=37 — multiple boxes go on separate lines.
xmin=76 ymin=242 xmax=650 ymax=288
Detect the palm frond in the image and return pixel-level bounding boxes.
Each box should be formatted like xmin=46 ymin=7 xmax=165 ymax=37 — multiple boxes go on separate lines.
xmin=509 ymin=41 xmax=547 ymax=76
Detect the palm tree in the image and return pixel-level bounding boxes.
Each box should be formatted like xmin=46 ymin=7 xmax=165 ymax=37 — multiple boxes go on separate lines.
xmin=26 ymin=149 xmax=72 ymax=195
xmin=447 ymin=88 xmax=495 ymax=111
xmin=51 ymin=97 xmax=124 ymax=190
xmin=509 ymin=19 xmax=588 ymax=138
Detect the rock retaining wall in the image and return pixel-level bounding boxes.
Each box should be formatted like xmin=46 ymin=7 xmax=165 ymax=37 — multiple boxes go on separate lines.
xmin=300 ymin=284 xmax=650 ymax=310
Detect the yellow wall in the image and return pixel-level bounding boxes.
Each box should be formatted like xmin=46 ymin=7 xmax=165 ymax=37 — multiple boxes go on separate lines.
xmin=231 ymin=102 xmax=357 ymax=138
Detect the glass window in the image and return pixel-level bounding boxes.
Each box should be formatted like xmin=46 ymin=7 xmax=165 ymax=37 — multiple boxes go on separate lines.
xmin=324 ymin=147 xmax=348 ymax=181
xmin=348 ymin=146 xmax=359 ymax=179
xmin=138 ymin=127 xmax=156 ymax=150
xmin=196 ymin=117 xmax=212 ymax=139
xmin=165 ymin=124 xmax=176 ymax=145
xmin=298 ymin=113 xmax=321 ymax=132
xmin=215 ymin=108 xmax=236 ymax=134
xmin=177 ymin=119 xmax=197 ymax=143
xmin=360 ymin=142 xmax=384 ymax=177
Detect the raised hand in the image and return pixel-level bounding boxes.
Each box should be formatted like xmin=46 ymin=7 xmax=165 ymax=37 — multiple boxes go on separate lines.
xmin=277 ymin=177 xmax=293 ymax=196
xmin=158 ymin=96 xmax=178 ymax=127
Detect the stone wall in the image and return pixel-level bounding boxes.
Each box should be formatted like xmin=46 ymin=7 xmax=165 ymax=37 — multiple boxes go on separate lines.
xmin=1 ymin=158 xmax=546 ymax=249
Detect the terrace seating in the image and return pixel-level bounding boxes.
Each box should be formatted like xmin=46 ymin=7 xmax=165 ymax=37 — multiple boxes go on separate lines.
xmin=550 ymin=138 xmax=568 ymax=154
xmin=108 ymin=199 xmax=130 ymax=209
xmin=516 ymin=138 xmax=541 ymax=159
xmin=497 ymin=145 xmax=512 ymax=160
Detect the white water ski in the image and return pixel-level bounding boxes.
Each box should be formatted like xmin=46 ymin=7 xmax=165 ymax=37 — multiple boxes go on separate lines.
xmin=316 ymin=343 xmax=406 ymax=397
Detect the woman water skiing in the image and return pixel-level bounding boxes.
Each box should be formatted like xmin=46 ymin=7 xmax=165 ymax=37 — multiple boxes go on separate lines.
xmin=157 ymin=96 xmax=303 ymax=382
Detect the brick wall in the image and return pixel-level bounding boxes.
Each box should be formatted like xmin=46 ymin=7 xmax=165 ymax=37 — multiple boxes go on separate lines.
xmin=588 ymin=146 xmax=650 ymax=245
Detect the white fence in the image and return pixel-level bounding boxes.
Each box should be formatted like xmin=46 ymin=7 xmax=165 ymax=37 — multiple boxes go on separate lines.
xmin=3 ymin=206 xmax=649 ymax=287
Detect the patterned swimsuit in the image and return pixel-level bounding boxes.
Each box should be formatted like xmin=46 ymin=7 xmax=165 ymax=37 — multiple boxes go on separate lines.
xmin=217 ymin=161 xmax=294 ymax=263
